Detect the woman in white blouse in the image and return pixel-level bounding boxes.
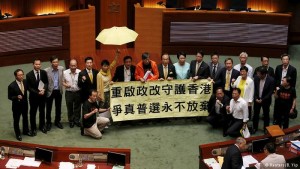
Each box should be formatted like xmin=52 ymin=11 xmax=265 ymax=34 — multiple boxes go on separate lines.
xmin=232 ymin=66 xmax=254 ymax=120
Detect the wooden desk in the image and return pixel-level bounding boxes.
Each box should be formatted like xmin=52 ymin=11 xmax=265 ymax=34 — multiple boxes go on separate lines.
xmin=199 ymin=125 xmax=300 ymax=169
xmin=0 ymin=140 xmax=130 ymax=169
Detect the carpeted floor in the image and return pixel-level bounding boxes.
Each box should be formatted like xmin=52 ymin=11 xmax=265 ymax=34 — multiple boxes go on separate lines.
xmin=0 ymin=45 xmax=299 ymax=169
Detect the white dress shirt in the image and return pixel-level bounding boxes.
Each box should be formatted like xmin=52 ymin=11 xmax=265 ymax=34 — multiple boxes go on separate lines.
xmin=124 ymin=66 xmax=131 ymax=82
xmin=229 ymin=97 xmax=249 ymax=122
xmin=63 ymin=69 xmax=81 ymax=92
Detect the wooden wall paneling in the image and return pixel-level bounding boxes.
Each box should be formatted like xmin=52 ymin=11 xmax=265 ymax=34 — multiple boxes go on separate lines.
xmin=0 ymin=14 xmax=70 ymax=67
xmin=288 ymin=1 xmax=300 ymax=44
xmin=69 ymin=6 xmax=96 ymax=70
xmin=127 ymin=0 xmax=142 ymax=48
xmin=134 ymin=6 xmax=164 ymax=60
xmin=0 ymin=0 xmax=24 ymax=17
xmin=141 ymin=0 xmax=288 ymax=12
xmin=99 ymin=0 xmax=128 ymax=50
xmin=25 ymin=0 xmax=78 ymax=16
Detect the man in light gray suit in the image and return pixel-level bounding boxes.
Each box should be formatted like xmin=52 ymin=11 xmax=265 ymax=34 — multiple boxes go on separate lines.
xmin=45 ymin=56 xmax=65 ymax=131
xmin=259 ymin=143 xmax=286 ymax=169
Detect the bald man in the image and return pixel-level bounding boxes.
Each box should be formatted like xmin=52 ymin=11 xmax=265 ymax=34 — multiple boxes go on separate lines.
xmin=222 ymin=137 xmax=247 ymax=169
xmin=63 ymin=59 xmax=81 ymax=128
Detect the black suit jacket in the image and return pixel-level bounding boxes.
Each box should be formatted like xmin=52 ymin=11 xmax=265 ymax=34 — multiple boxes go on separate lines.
xmin=275 ymin=64 xmax=297 ymax=88
xmin=253 ymin=66 xmax=275 ymax=78
xmin=221 ymin=145 xmax=243 ymax=169
xmin=8 ymin=80 xmax=28 ymax=110
xmin=26 ymin=70 xmax=48 ymax=99
xmin=158 ymin=63 xmax=177 ymax=79
xmin=112 ymin=65 xmax=136 ymax=82
xmin=207 ymin=94 xmax=230 ymax=116
xmin=78 ymin=69 xmax=98 ymax=101
xmin=254 ymin=75 xmax=275 ymax=104
xmin=215 ymin=68 xmax=240 ymax=91
xmin=189 ymin=60 xmax=210 ymax=79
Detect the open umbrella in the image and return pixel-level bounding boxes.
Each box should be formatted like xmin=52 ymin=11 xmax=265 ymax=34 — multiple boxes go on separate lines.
xmin=96 ymin=26 xmax=138 ymax=45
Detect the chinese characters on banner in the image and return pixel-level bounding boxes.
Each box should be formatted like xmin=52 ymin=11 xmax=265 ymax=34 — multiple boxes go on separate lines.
xmin=110 ymin=79 xmax=212 ymax=121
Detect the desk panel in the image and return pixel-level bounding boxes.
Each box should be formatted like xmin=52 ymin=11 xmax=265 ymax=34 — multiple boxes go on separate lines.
xmin=0 ymin=140 xmax=130 ymax=169
xmin=163 ymin=10 xmax=291 ymax=57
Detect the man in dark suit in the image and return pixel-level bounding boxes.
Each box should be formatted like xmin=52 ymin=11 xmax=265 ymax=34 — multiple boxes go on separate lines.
xmin=222 ymin=137 xmax=246 ymax=169
xmin=253 ymin=56 xmax=275 ymax=78
xmin=215 ymin=58 xmax=240 ymax=98
xmin=78 ymin=57 xmax=98 ymax=102
xmin=158 ymin=53 xmax=176 ymax=80
xmin=253 ymin=66 xmax=275 ymax=134
xmin=274 ymin=54 xmax=297 ymax=88
xmin=26 ymin=59 xmax=49 ymax=136
xmin=206 ymin=88 xmax=230 ymax=137
xmin=8 ymin=69 xmax=33 ymax=141
xmin=208 ymin=53 xmax=224 ymax=80
xmin=112 ymin=56 xmax=136 ymax=82
xmin=273 ymin=54 xmax=297 ymax=124
xmin=189 ymin=50 xmax=210 ymax=81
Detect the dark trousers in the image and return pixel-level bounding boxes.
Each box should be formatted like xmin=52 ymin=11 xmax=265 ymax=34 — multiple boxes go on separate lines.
xmin=29 ymin=97 xmax=46 ymax=130
xmin=46 ymin=90 xmax=62 ymax=124
xmin=12 ymin=101 xmax=29 ymax=136
xmin=65 ymin=91 xmax=81 ymax=123
xmin=248 ymin=106 xmax=252 ymax=121
xmin=273 ymin=99 xmax=279 ymax=124
xmin=206 ymin=114 xmax=231 ymax=135
xmin=273 ymin=99 xmax=290 ymax=129
xmin=226 ymin=118 xmax=243 ymax=137
xmin=253 ymin=101 xmax=271 ymax=130
xmin=274 ymin=107 xmax=290 ymax=129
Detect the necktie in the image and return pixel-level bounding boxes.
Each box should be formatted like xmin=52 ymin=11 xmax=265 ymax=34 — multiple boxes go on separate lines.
xmin=20 ymin=81 xmax=24 ymax=95
xmin=36 ymin=71 xmax=40 ymax=82
xmin=164 ymin=66 xmax=168 ymax=79
xmin=195 ymin=62 xmax=200 ymax=74
xmin=88 ymin=70 xmax=93 ymax=83
xmin=212 ymin=65 xmax=216 ymax=79
xmin=225 ymin=71 xmax=230 ymax=90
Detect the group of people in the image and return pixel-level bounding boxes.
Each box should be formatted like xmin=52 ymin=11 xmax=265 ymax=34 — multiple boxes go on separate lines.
xmin=8 ymin=50 xmax=297 ymax=141
xmin=206 ymin=52 xmax=297 ymax=138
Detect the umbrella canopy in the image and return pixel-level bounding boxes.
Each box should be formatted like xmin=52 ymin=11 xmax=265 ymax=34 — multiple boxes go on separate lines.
xmin=96 ymin=26 xmax=138 ymax=45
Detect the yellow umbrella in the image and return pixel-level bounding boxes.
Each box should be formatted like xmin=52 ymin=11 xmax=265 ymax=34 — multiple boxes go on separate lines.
xmin=96 ymin=26 xmax=138 ymax=45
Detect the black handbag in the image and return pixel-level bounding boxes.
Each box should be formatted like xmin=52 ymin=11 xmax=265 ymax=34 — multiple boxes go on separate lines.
xmin=289 ymin=108 xmax=298 ymax=119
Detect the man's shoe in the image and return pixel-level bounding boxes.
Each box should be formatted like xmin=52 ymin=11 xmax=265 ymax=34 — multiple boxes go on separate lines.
xmin=69 ymin=122 xmax=74 ymax=128
xmin=24 ymin=131 xmax=33 ymax=137
xmin=32 ymin=130 xmax=37 ymax=136
xmin=74 ymin=122 xmax=81 ymax=127
xmin=16 ymin=135 xmax=22 ymax=141
xmin=40 ymin=127 xmax=47 ymax=134
xmin=46 ymin=123 xmax=52 ymax=131
xmin=55 ymin=122 xmax=64 ymax=129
